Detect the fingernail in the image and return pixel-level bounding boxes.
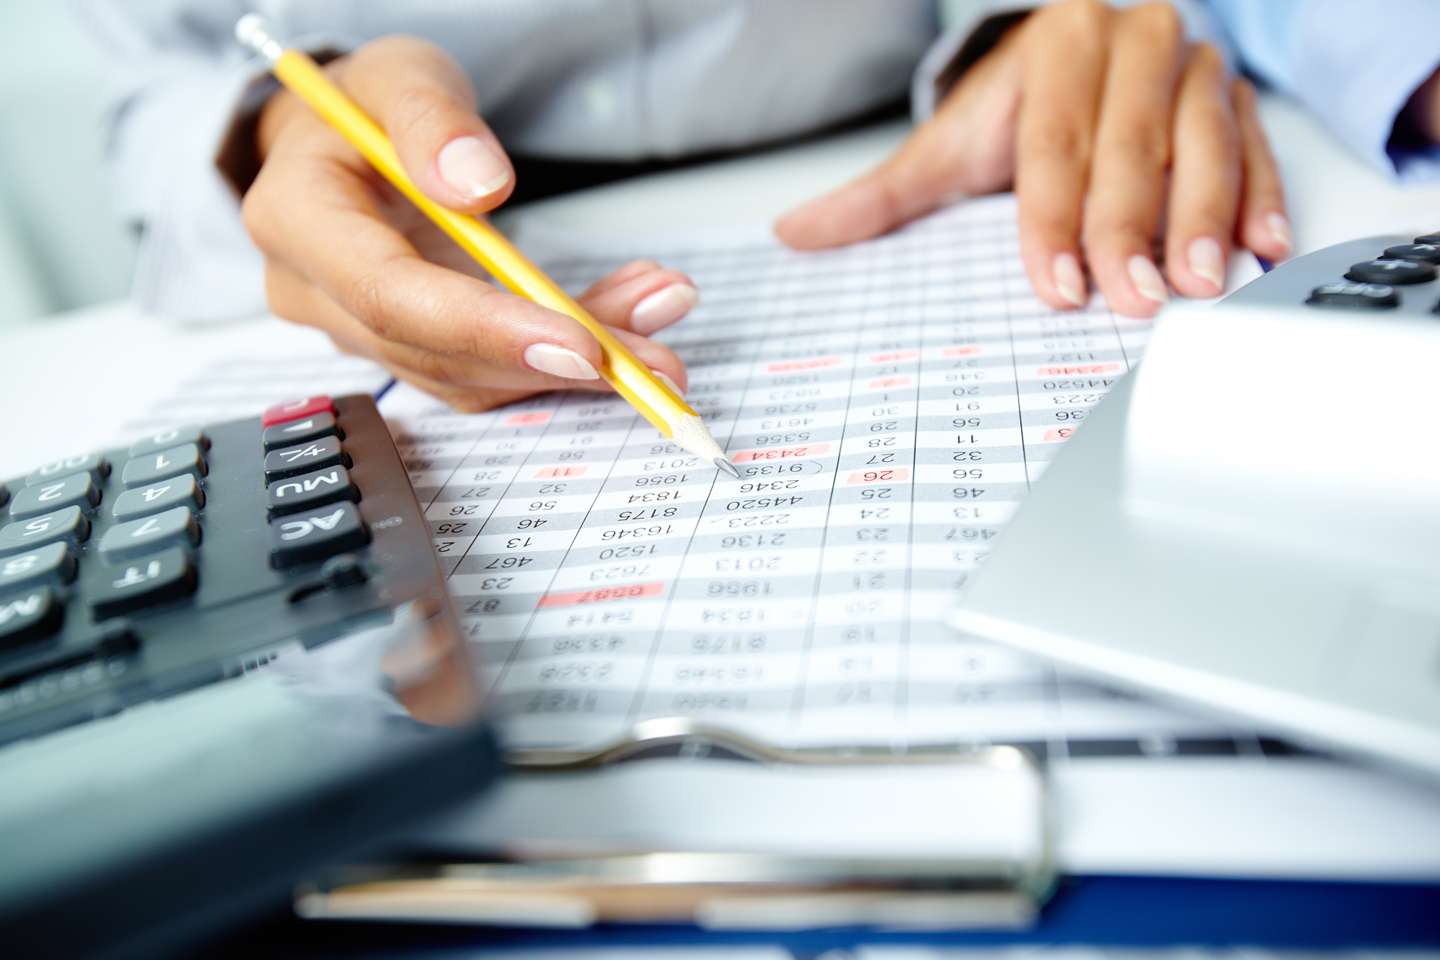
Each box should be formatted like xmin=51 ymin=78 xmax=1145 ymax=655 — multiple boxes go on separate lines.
xmin=1126 ymin=255 xmax=1169 ymax=304
xmin=524 ymin=343 xmax=599 ymax=380
xmin=1186 ymin=236 xmax=1225 ymax=291
xmin=1051 ymin=253 xmax=1086 ymax=307
xmin=436 ymin=136 xmax=511 ymax=200
xmin=630 ymin=283 xmax=699 ymax=335
xmin=651 ymin=369 xmax=684 ymax=397
xmin=1266 ymin=212 xmax=1292 ymax=254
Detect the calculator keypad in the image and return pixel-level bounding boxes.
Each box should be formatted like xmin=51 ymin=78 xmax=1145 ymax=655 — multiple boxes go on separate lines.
xmin=269 ymin=502 xmax=369 ymax=569
xmin=0 ymin=587 xmax=61 ymax=650
xmin=1305 ymin=230 xmax=1440 ymax=312
xmin=121 ymin=443 xmax=208 ymax=488
xmin=111 ymin=475 xmax=205 ymax=522
xmin=98 ymin=506 xmax=200 ymax=560
xmin=90 ymin=547 xmax=196 ymax=618
xmin=26 ymin=454 xmax=110 ymax=487
xmin=0 ymin=543 xmax=77 ymax=592
xmin=0 ymin=394 xmax=374 ymax=660
xmin=0 ymin=506 xmax=91 ymax=555
xmin=262 ymin=412 xmax=340 ymax=451
xmin=266 ymin=464 xmax=358 ymax=517
xmin=263 ymin=435 xmax=348 ymax=481
xmin=8 ymin=473 xmax=101 ymax=519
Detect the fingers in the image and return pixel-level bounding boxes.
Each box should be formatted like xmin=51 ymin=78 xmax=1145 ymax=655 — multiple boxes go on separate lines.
xmin=1014 ymin=0 xmax=1110 ymax=309
xmin=245 ymin=151 xmax=613 ymax=380
xmin=1162 ymin=42 xmax=1241 ymax=298
xmin=579 ymin=264 xmax=698 ymax=335
xmin=336 ymin=37 xmax=514 ymax=211
xmin=774 ymin=30 xmax=1024 ymax=250
xmin=266 ymin=259 xmax=691 ymax=410
xmin=1081 ymin=2 xmax=1189 ymax=317
xmin=1231 ymin=78 xmax=1291 ymax=262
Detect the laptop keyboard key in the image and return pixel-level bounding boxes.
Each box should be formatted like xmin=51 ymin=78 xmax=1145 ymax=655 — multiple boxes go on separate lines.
xmin=111 ymin=475 xmax=205 ymax=522
xmin=91 ymin=547 xmax=197 ymax=619
xmin=0 ymin=506 xmax=91 ymax=556
xmin=8 ymin=473 xmax=101 ymax=520
xmin=0 ymin=543 xmax=77 ymax=592
xmin=98 ymin=507 xmax=200 ymax=560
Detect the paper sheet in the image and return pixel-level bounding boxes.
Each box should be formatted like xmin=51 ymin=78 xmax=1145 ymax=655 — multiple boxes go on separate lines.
xmin=383 ymin=195 xmax=1440 ymax=877
xmin=383 ymin=195 xmax=1250 ymax=753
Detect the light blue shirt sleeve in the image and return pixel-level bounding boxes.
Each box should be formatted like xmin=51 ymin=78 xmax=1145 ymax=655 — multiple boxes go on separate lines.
xmin=1207 ymin=0 xmax=1440 ymax=180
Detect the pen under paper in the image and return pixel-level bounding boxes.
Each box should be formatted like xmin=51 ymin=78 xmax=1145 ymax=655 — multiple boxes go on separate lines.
xmin=234 ymin=15 xmax=739 ymax=478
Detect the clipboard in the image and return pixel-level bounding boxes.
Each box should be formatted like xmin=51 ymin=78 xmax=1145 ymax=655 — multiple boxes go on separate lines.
xmin=295 ymin=718 xmax=1055 ymax=931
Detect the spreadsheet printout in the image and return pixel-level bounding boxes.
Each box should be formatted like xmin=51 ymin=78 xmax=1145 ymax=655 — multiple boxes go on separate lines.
xmin=382 ymin=194 xmax=1254 ymax=754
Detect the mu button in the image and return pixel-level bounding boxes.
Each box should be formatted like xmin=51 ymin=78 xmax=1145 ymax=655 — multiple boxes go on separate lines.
xmin=266 ymin=464 xmax=359 ymax=518
xmin=269 ymin=502 xmax=369 ymax=569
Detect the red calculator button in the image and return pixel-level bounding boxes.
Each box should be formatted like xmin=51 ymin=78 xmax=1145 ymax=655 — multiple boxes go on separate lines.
xmin=262 ymin=396 xmax=336 ymax=427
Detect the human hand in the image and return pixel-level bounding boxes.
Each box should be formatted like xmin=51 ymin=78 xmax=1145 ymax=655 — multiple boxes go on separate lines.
xmin=243 ymin=37 xmax=697 ymax=412
xmin=775 ymin=0 xmax=1290 ymax=317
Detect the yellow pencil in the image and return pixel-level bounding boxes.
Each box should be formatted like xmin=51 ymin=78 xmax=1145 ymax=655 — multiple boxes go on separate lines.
xmin=235 ymin=15 xmax=738 ymax=477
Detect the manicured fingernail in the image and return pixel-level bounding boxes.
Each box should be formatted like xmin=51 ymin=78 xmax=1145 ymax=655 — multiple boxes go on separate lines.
xmin=523 ymin=343 xmax=599 ymax=380
xmin=1126 ymin=255 xmax=1169 ymax=304
xmin=651 ymin=369 xmax=684 ymax=396
xmin=630 ymin=283 xmax=699 ymax=334
xmin=436 ymin=136 xmax=511 ymax=200
xmin=1186 ymin=236 xmax=1225 ymax=291
xmin=1266 ymin=212 xmax=1292 ymax=254
xmin=1052 ymin=253 xmax=1086 ymax=307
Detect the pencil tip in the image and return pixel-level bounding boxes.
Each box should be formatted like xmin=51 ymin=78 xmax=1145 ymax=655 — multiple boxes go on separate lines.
xmin=715 ymin=458 xmax=740 ymax=479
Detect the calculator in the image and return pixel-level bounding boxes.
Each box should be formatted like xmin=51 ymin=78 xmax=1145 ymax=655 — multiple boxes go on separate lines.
xmin=0 ymin=394 xmax=501 ymax=958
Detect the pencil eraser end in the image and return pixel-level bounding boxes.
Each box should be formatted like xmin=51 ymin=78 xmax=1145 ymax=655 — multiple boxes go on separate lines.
xmin=234 ymin=14 xmax=269 ymax=50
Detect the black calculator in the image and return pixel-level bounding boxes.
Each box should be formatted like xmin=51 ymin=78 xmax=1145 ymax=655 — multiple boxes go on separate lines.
xmin=0 ymin=394 xmax=501 ymax=958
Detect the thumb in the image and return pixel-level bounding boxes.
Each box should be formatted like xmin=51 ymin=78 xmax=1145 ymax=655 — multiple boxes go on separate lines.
xmin=774 ymin=35 xmax=1023 ymax=250
xmin=339 ymin=36 xmax=515 ymax=212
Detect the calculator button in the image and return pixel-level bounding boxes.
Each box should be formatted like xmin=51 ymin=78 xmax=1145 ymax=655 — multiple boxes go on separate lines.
xmin=98 ymin=506 xmax=200 ymax=560
xmin=262 ymin=396 xmax=335 ymax=427
xmin=25 ymin=453 xmax=109 ymax=487
xmin=1416 ymin=233 xmax=1440 ymax=245
xmin=269 ymin=502 xmax=369 ymax=569
xmin=121 ymin=443 xmax=208 ymax=488
xmin=111 ymin=475 xmax=205 ymax=522
xmin=263 ymin=436 xmax=348 ymax=481
xmin=1345 ymin=259 xmax=1436 ymax=285
xmin=1305 ymin=281 xmax=1399 ymax=310
xmin=128 ymin=426 xmax=210 ymax=458
xmin=0 ymin=587 xmax=62 ymax=649
xmin=91 ymin=547 xmax=197 ymax=619
xmin=262 ymin=412 xmax=341 ymax=451
xmin=1382 ymin=243 xmax=1440 ymax=265
xmin=0 ymin=506 xmax=90 ymax=556
xmin=266 ymin=465 xmax=359 ymax=518
xmin=0 ymin=543 xmax=77 ymax=592
xmin=8 ymin=473 xmax=100 ymax=520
